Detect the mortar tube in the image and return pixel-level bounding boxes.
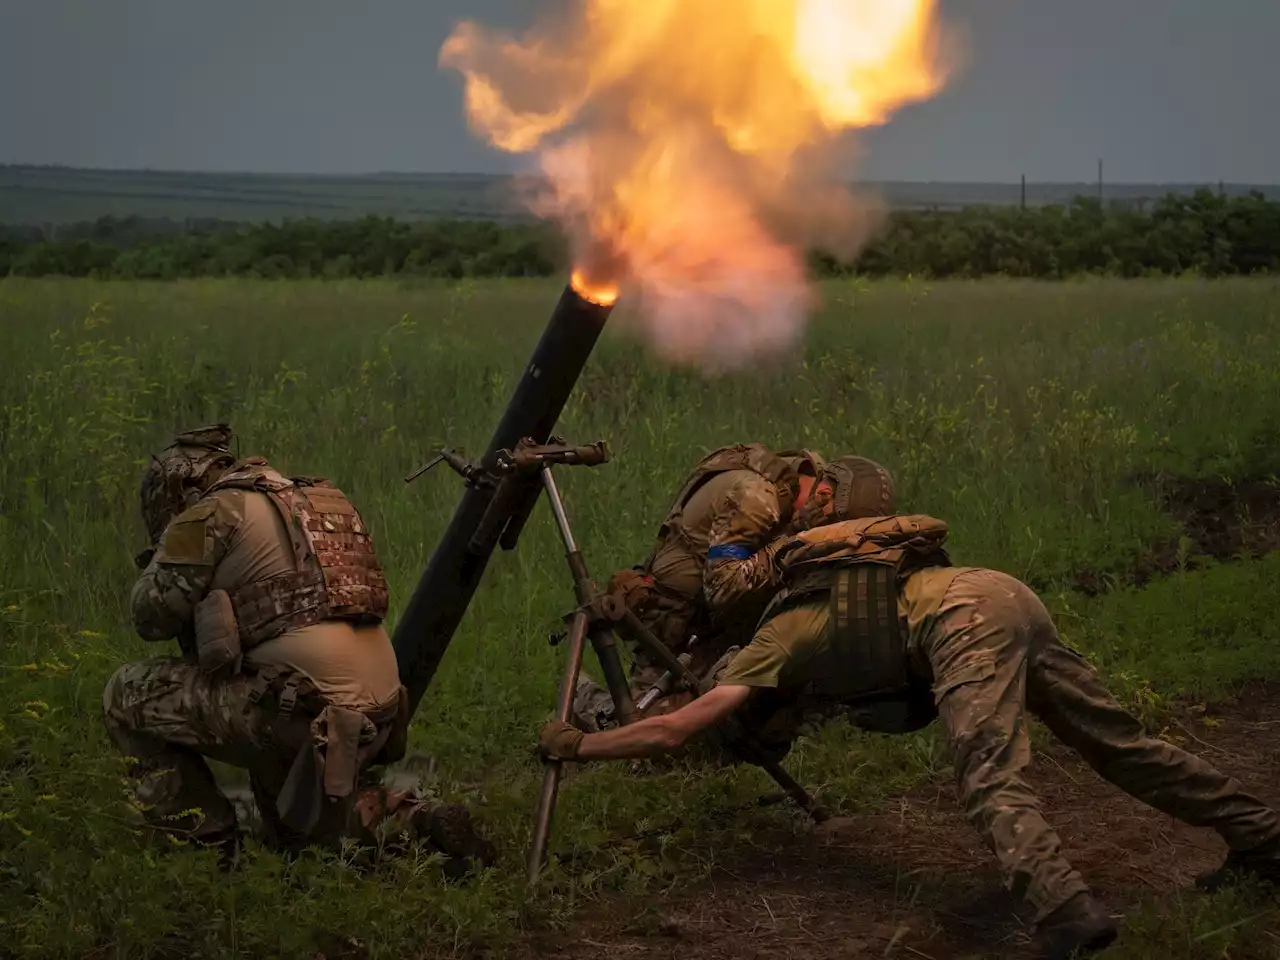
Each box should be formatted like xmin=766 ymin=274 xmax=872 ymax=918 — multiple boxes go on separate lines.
xmin=393 ymin=282 xmax=614 ymax=716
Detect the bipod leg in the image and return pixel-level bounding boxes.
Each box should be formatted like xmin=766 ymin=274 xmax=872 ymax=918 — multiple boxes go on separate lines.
xmin=612 ymin=609 xmax=828 ymax=823
xmin=528 ymin=608 xmax=589 ymax=882
xmin=540 ymin=466 xmax=637 ymax=725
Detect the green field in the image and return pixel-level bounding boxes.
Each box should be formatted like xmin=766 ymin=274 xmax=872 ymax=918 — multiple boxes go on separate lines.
xmin=3 ymin=276 xmax=1280 ymax=958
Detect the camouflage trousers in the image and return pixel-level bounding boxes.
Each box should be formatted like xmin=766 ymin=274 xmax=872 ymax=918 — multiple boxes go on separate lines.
xmin=921 ymin=569 xmax=1280 ymax=921
xmin=101 ymin=657 xmax=413 ymax=851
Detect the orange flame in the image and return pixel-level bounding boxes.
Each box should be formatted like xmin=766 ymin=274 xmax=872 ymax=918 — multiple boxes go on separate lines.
xmin=442 ymin=1 xmax=956 ymax=369
xmin=570 ymin=269 xmax=619 ymax=307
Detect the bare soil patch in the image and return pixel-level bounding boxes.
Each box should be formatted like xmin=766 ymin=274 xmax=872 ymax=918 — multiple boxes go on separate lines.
xmin=516 ymin=683 xmax=1280 ymax=959
xmin=1070 ymin=474 xmax=1280 ymax=596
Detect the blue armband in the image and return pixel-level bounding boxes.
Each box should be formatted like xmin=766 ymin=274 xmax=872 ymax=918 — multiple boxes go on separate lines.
xmin=707 ymin=544 xmax=752 ymax=561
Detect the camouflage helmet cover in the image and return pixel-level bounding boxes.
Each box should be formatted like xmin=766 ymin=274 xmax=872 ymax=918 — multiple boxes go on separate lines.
xmin=824 ymin=455 xmax=896 ymax=522
xmin=139 ymin=424 xmax=236 ymax=542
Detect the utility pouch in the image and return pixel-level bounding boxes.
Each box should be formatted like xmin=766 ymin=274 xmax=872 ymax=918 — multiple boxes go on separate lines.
xmin=194 ymin=589 xmax=243 ymax=677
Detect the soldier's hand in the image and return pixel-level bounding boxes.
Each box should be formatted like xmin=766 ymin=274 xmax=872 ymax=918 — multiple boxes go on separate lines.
xmin=792 ymin=486 xmax=834 ymax=532
xmin=539 ymin=720 xmax=585 ymax=761
xmin=762 ymin=535 xmax=802 ymax=573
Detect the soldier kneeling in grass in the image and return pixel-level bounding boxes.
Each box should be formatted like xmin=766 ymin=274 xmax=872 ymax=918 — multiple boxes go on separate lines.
xmin=103 ymin=425 xmax=494 ymax=874
xmin=539 ymin=498 xmax=1280 ymax=959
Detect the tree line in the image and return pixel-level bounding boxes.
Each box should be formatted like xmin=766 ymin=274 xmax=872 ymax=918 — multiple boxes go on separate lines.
xmin=2 ymin=189 xmax=1277 ymax=281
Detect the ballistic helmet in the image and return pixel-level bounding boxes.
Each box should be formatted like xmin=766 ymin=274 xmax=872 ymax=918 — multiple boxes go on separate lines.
xmin=819 ymin=455 xmax=896 ymax=524
xmin=776 ymin=448 xmax=826 ymax=481
xmin=790 ymin=454 xmax=894 ymax=531
xmin=139 ymin=424 xmax=236 ymax=542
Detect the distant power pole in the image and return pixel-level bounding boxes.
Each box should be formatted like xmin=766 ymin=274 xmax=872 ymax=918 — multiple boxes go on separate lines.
xmin=1097 ymin=158 xmax=1104 ymax=204
xmin=1021 ymin=174 xmax=1027 ymax=210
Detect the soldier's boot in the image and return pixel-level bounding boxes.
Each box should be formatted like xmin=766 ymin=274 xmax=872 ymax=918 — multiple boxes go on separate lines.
xmin=1196 ymin=840 xmax=1280 ymax=892
xmin=1034 ymin=893 xmax=1119 ymax=960
xmin=352 ymin=785 xmax=495 ymax=878
xmin=419 ymin=803 xmax=497 ymax=879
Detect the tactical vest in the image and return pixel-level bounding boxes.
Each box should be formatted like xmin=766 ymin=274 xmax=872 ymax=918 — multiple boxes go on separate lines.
xmin=766 ymin=515 xmax=951 ymax=732
xmin=207 ymin=459 xmax=390 ymax=647
xmin=623 ymin=445 xmax=819 ymax=658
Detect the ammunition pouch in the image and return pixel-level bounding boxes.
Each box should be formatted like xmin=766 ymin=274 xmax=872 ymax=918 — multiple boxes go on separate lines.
xmin=244 ymin=666 xmax=408 ymax=836
xmin=193 ymin=589 xmax=242 ymax=678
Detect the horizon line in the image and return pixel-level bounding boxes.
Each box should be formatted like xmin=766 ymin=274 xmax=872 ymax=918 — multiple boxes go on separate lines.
xmin=1 ymin=161 xmax=1274 ymax=188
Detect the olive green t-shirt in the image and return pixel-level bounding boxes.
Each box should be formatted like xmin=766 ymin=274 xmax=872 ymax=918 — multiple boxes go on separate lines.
xmin=717 ymin=565 xmax=968 ymax=693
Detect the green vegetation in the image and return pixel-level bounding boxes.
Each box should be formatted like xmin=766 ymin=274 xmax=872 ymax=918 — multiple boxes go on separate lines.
xmin=3 ymin=276 xmax=1280 ymax=958
xmin=5 ymin=190 xmax=1279 ymax=281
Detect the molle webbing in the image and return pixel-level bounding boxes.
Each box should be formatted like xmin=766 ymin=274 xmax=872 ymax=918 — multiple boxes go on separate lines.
xmin=818 ymin=565 xmax=908 ymax=700
xmin=209 ymin=461 xmax=388 ymax=646
xmin=290 ymin=482 xmax=387 ymax=619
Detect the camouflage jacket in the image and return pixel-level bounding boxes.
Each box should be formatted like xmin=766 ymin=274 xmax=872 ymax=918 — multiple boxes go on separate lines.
xmin=130 ymin=491 xmax=245 ymax=645
xmin=702 ymin=472 xmax=792 ymax=613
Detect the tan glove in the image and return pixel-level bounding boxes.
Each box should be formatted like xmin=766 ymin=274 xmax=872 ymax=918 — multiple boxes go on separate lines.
xmin=791 ymin=486 xmax=834 ymax=533
xmin=761 ymin=534 xmax=803 ymax=576
xmin=539 ymin=720 xmax=586 ymax=761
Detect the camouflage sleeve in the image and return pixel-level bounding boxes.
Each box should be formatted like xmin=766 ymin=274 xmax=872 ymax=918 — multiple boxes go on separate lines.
xmin=703 ymin=474 xmax=786 ymax=612
xmin=129 ymin=495 xmax=237 ymax=642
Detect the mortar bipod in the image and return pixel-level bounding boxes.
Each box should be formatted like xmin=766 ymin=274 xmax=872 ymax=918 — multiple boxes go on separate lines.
xmin=527 ymin=442 xmax=828 ymax=883
xmin=526 ymin=441 xmax=640 ymax=883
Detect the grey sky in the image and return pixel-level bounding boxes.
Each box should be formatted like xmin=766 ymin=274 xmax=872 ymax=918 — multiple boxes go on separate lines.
xmin=1 ymin=0 xmax=1275 ymax=183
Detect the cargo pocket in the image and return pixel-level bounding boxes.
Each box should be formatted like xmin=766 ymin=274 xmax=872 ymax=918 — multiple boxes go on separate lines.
xmin=931 ymin=652 xmax=997 ymax=707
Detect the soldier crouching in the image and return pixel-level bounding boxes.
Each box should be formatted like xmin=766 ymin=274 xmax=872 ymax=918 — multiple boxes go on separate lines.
xmin=102 ymin=425 xmax=493 ymax=872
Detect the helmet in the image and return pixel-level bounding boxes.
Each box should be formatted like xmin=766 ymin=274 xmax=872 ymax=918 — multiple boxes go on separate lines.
xmin=139 ymin=424 xmax=236 ymax=542
xmin=777 ymin=448 xmax=824 ymax=473
xmin=821 ymin=455 xmax=896 ymax=523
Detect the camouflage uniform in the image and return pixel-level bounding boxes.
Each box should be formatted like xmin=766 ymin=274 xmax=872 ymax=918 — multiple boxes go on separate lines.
xmin=104 ymin=437 xmax=492 ymax=866
xmin=719 ymin=558 xmax=1280 ymax=922
xmin=105 ymin=473 xmax=408 ymax=846
xmin=573 ymin=460 xmax=807 ymax=732
xmin=574 ymin=450 xmax=896 ymax=734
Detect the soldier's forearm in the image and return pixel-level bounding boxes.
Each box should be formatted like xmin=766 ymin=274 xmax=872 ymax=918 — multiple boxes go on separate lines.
xmin=577 ymin=684 xmax=754 ymax=760
xmin=705 ymin=555 xmax=782 ymax=611
xmin=577 ymin=715 xmax=691 ymax=759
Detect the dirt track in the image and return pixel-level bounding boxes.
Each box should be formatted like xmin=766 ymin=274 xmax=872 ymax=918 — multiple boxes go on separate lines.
xmin=521 ymin=683 xmax=1280 ymax=959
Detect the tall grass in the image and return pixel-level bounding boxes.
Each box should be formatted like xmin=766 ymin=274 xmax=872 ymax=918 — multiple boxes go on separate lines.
xmin=2 ymin=276 xmax=1280 ymax=958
